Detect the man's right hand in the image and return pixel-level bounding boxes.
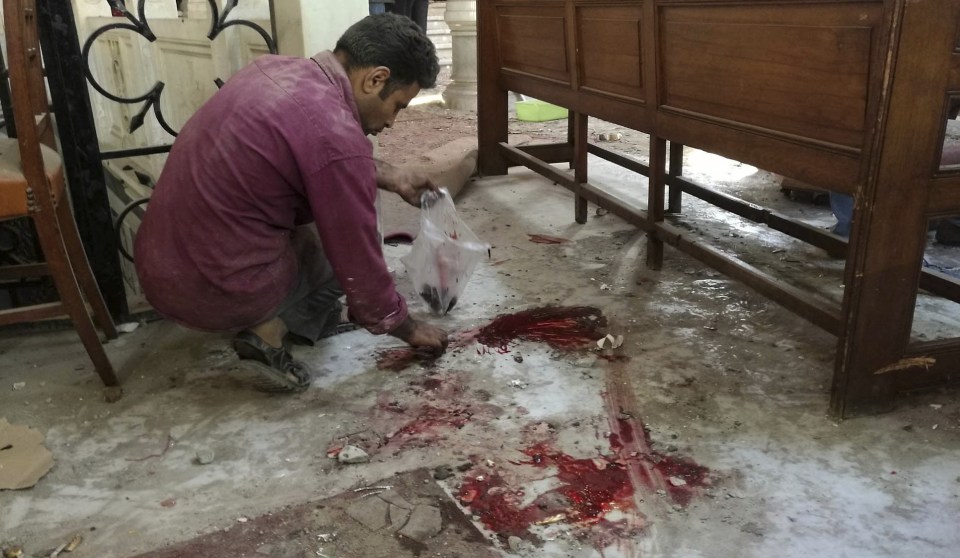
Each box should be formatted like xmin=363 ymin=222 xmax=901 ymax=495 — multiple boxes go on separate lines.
xmin=389 ymin=317 xmax=449 ymax=354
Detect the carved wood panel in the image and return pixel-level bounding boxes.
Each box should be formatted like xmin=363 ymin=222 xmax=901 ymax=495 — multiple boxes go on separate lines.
xmin=658 ymin=3 xmax=882 ymax=151
xmin=497 ymin=4 xmax=570 ymax=84
xmin=576 ymin=4 xmax=644 ymax=102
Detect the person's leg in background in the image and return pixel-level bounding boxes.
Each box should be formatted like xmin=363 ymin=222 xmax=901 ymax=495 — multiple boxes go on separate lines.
xmin=389 ymin=0 xmax=411 ymax=16
xmin=409 ymin=0 xmax=429 ymax=33
xmin=829 ymin=192 xmax=854 ymax=238
xmin=935 ymin=140 xmax=960 ymax=245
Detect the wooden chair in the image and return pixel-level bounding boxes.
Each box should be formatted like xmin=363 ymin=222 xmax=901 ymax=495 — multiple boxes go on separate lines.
xmin=0 ymin=0 xmax=119 ymax=387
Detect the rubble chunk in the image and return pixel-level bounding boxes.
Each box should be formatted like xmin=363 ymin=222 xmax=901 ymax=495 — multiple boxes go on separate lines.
xmin=389 ymin=504 xmax=412 ymax=531
xmin=433 ymin=464 xmax=454 ymax=480
xmin=195 ymin=448 xmax=215 ymax=465
xmin=346 ymin=496 xmax=390 ymax=532
xmin=337 ymin=445 xmax=369 ymax=464
xmin=398 ymin=504 xmax=442 ymax=543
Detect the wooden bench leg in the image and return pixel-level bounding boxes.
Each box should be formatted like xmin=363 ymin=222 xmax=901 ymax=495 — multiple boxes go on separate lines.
xmin=573 ymin=112 xmax=589 ymax=224
xmin=667 ymin=142 xmax=684 ymax=214
xmin=646 ymin=136 xmax=666 ymax=269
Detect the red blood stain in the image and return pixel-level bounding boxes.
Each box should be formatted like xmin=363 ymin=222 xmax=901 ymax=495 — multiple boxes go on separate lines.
xmin=459 ymin=422 xmax=710 ymax=538
xmin=528 ymin=233 xmax=570 ymax=244
xmin=458 ymin=474 xmax=535 ymax=534
xmin=379 ymin=399 xmax=407 ymax=414
xmin=325 ymin=445 xmax=343 ymax=458
xmin=597 ymin=353 xmax=631 ymax=363
xmin=618 ymin=418 xmax=637 ymax=444
xmin=375 ymin=347 xmax=439 ymax=371
xmin=652 ymin=452 xmax=711 ymax=505
xmin=388 ymin=404 xmax=473 ymax=440
xmin=405 ymin=375 xmax=467 ymax=400
xmin=609 ymin=417 xmax=709 ymax=506
xmin=461 ymin=444 xmax=637 ymax=537
xmin=420 ymin=377 xmax=443 ymax=390
xmin=477 ymin=306 xmax=606 ymax=352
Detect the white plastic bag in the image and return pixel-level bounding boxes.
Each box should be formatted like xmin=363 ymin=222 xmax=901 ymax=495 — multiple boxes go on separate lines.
xmin=401 ymin=189 xmax=489 ymax=315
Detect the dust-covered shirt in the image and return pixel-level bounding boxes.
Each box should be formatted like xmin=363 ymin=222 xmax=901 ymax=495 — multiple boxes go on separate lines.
xmin=134 ymin=51 xmax=408 ymax=334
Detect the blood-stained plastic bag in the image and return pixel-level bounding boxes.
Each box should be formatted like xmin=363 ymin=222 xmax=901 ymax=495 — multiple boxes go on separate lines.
xmin=401 ymin=189 xmax=489 ymax=315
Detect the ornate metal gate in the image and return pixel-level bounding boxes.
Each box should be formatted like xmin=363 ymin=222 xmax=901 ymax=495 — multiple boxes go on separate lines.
xmin=35 ymin=0 xmax=277 ymax=318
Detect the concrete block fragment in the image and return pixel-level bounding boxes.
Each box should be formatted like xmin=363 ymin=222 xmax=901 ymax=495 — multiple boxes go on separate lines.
xmin=337 ymin=445 xmax=369 ymax=464
xmin=378 ymin=490 xmax=414 ymax=510
xmin=398 ymin=504 xmax=442 ymax=543
xmin=346 ymin=496 xmax=390 ymax=532
xmin=389 ymin=503 xmax=412 ymax=531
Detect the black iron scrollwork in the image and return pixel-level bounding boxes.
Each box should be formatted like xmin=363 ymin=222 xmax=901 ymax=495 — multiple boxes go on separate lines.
xmin=81 ymin=0 xmax=278 ymax=263
xmin=82 ymin=0 xmax=277 ymax=141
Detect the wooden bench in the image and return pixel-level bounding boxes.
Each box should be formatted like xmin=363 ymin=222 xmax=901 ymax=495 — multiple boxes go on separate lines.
xmin=477 ymin=0 xmax=960 ymax=418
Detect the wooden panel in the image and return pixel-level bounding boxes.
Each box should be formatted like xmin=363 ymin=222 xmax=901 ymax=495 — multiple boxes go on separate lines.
xmin=929 ymin=174 xmax=960 ymax=214
xmin=497 ymin=5 xmax=571 ymax=84
xmin=657 ymin=109 xmax=861 ymax=192
xmin=949 ymin=52 xmax=960 ymax=89
xmin=576 ymin=4 xmax=644 ymax=102
xmin=659 ymin=3 xmax=882 ymax=150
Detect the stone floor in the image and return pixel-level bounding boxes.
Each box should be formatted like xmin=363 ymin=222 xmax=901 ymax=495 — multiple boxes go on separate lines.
xmin=1 ymin=142 xmax=959 ymax=558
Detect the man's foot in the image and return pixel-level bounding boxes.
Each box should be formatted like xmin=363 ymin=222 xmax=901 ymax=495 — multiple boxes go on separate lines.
xmin=232 ymin=330 xmax=310 ymax=392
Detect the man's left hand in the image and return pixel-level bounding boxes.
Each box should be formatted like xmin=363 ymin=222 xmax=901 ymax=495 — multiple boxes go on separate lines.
xmin=375 ymin=159 xmax=439 ymax=207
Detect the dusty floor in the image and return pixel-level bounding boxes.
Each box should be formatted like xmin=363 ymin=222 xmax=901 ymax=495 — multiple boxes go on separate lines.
xmin=2 ymin=100 xmax=960 ymax=558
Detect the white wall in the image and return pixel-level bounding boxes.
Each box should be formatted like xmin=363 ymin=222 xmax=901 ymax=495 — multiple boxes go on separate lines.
xmin=275 ymin=0 xmax=368 ymax=56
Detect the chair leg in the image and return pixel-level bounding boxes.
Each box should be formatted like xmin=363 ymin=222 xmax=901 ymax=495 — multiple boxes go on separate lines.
xmin=32 ymin=214 xmax=120 ymax=387
xmin=56 ymin=199 xmax=118 ymax=339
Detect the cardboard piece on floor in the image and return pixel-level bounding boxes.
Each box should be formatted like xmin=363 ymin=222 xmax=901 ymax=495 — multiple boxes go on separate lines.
xmin=0 ymin=417 xmax=55 ymax=490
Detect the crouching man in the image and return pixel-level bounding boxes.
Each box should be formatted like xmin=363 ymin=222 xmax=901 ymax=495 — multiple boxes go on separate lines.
xmin=135 ymin=14 xmax=448 ymax=391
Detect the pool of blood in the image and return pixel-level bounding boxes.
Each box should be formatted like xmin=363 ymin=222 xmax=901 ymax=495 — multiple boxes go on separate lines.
xmin=459 ymin=424 xmax=710 ymax=537
xmin=476 ymin=306 xmax=607 ymax=352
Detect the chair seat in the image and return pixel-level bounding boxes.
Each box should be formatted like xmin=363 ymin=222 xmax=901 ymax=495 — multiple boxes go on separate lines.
xmin=0 ymin=136 xmax=64 ymax=219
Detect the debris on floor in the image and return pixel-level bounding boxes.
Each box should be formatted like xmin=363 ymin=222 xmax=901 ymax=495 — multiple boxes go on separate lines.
xmin=117 ymin=322 xmax=140 ymax=334
xmin=129 ymin=469 xmax=497 ymax=558
xmin=527 ymin=233 xmax=570 ymax=244
xmin=337 ymin=445 xmax=370 ymax=465
xmin=0 ymin=418 xmax=54 ymax=490
xmin=47 ymin=532 xmax=83 ymax=557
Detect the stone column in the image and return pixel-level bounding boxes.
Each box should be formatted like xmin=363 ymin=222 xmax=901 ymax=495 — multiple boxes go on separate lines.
xmin=442 ymin=0 xmax=477 ymax=112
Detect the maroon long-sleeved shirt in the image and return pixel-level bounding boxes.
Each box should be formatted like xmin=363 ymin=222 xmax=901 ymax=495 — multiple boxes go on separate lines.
xmin=134 ymin=52 xmax=408 ymax=334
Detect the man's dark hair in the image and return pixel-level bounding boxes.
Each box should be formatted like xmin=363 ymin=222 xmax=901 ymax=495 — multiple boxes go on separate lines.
xmin=335 ymin=13 xmax=439 ymax=96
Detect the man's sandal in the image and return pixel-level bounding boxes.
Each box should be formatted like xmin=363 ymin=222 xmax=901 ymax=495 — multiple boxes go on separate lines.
xmin=232 ymin=330 xmax=311 ymax=393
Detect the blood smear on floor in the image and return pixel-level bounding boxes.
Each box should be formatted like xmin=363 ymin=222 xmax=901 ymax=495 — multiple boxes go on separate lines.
xmin=375 ymin=347 xmax=439 ymax=371
xmin=388 ymin=404 xmax=474 ymax=440
xmin=476 ymin=306 xmax=607 ymax=352
xmin=459 ymin=443 xmax=638 ymax=538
